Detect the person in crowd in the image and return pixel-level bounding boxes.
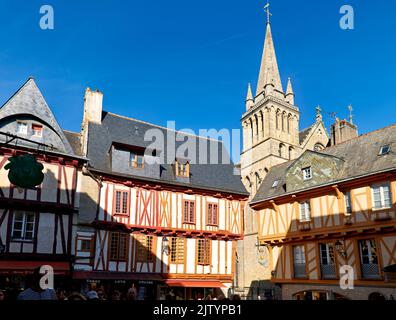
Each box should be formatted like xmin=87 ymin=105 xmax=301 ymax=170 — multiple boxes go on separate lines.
xmin=56 ymin=289 xmax=68 ymax=300
xmin=97 ymin=288 xmax=107 ymax=301
xmin=68 ymin=292 xmax=87 ymax=301
xmin=111 ymin=290 xmax=121 ymax=301
xmin=17 ymin=267 xmax=57 ymax=300
xmin=126 ymin=283 xmax=137 ymax=301
xmin=0 ymin=289 xmax=6 ymax=301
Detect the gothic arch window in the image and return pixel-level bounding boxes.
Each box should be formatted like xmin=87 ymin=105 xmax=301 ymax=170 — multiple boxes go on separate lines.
xmin=276 ymin=109 xmax=281 ymax=130
xmin=287 ymin=114 xmax=292 ymax=134
xmin=279 ymin=143 xmax=285 ymax=158
xmin=314 ymin=143 xmax=325 ymax=152
xmin=255 ymin=172 xmax=261 ymax=190
xmin=254 ymin=114 xmax=259 ymax=137
xmin=249 ymin=118 xmax=254 ymax=144
xmin=289 ymin=146 xmax=294 ymax=160
xmin=245 ymin=176 xmax=252 ymax=191
xmin=282 ymin=112 xmax=287 ymax=132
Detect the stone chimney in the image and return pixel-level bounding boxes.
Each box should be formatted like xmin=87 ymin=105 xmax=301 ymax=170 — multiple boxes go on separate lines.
xmin=81 ymin=87 xmax=103 ymax=155
xmin=83 ymin=88 xmax=103 ymax=125
xmin=330 ymin=117 xmax=358 ymax=146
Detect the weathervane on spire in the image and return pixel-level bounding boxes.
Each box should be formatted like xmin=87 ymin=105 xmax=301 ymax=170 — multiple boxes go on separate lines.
xmin=264 ymin=1 xmax=272 ymax=24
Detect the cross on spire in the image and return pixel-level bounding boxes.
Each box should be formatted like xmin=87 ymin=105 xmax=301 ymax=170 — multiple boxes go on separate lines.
xmin=264 ymin=1 xmax=272 ymax=24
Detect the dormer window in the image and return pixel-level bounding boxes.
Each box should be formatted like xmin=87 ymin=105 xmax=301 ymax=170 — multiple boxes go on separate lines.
xmin=17 ymin=122 xmax=28 ymax=135
xmin=272 ymin=180 xmax=279 ymax=188
xmin=130 ymin=151 xmax=144 ymax=169
xmin=175 ymin=160 xmax=189 ymax=178
xmin=379 ymin=145 xmax=390 ymax=156
xmin=302 ymin=167 xmax=312 ymax=180
xmin=32 ymin=124 xmax=43 ymax=137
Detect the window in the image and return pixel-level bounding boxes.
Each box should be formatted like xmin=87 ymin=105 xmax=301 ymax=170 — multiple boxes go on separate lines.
xmin=359 ymin=239 xmax=380 ymax=279
xmin=183 ymin=200 xmax=195 ymax=224
xmin=32 ymin=124 xmax=43 ymax=137
xmin=176 ymin=160 xmax=189 ymax=178
xmin=272 ymin=180 xmax=279 ymax=188
xmin=314 ymin=143 xmax=325 ymax=152
xmin=293 ymin=245 xmax=306 ymax=278
xmin=372 ymin=183 xmax=392 ymax=210
xmin=197 ymin=239 xmax=211 ymax=265
xmin=136 ymin=235 xmax=154 ymax=262
xmin=344 ymin=192 xmax=352 ymax=215
xmin=299 ymin=201 xmax=311 ymax=222
xmin=319 ymin=243 xmax=337 ymax=279
xmin=114 ymin=190 xmax=129 ymax=215
xmin=109 ymin=232 xmax=128 ymax=261
xmin=130 ymin=151 xmax=144 ymax=169
xmin=302 ymin=167 xmax=312 ymax=180
xmin=12 ymin=212 xmax=36 ymax=241
xmin=169 ymin=237 xmax=184 ymax=264
xmin=80 ymin=239 xmax=92 ymax=253
xmin=379 ymin=145 xmax=390 ymax=156
xmin=207 ymin=203 xmax=219 ymax=226
xmin=17 ymin=122 xmax=28 ymax=135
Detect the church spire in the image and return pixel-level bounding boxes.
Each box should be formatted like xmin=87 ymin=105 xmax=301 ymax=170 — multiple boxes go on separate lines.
xmin=246 ymin=83 xmax=254 ymax=110
xmin=256 ymin=6 xmax=284 ymax=98
xmin=285 ymin=77 xmax=294 ymax=104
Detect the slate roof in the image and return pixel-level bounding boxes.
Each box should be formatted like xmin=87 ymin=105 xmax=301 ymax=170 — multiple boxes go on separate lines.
xmin=63 ymin=130 xmax=83 ymax=156
xmin=252 ymin=124 xmax=396 ymax=204
xmin=299 ymin=125 xmax=314 ymax=144
xmin=84 ymin=112 xmax=248 ymax=196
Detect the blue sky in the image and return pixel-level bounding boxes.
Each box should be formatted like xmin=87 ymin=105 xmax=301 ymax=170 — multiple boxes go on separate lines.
xmin=0 ymin=0 xmax=395 ymax=161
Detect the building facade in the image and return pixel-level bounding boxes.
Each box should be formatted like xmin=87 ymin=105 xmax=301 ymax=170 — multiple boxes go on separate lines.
xmin=0 ymin=79 xmax=86 ymax=298
xmin=70 ymin=88 xmax=248 ymax=299
xmin=251 ymin=125 xmax=396 ymax=300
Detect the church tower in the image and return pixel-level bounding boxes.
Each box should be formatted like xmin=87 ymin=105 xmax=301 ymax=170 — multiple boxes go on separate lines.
xmin=240 ymin=13 xmax=300 ymax=195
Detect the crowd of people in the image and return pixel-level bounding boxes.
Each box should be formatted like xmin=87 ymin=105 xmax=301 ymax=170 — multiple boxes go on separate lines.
xmin=0 ymin=268 xmax=241 ymax=301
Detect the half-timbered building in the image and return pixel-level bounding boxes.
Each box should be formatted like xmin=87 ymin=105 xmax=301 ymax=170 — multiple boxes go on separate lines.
xmin=0 ymin=78 xmax=86 ymax=296
xmin=70 ymin=88 xmax=248 ymax=299
xmin=251 ymin=123 xmax=396 ymax=300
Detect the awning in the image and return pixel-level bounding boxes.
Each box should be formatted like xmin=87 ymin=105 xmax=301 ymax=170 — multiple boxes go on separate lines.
xmin=164 ymin=280 xmax=226 ymax=288
xmin=73 ymin=271 xmax=163 ymax=282
xmin=0 ymin=261 xmax=70 ymax=275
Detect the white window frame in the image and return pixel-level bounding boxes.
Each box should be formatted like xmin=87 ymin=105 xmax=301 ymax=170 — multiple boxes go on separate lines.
xmin=299 ymin=201 xmax=311 ymax=222
xmin=17 ymin=121 xmax=28 ymax=135
xmin=379 ymin=145 xmax=390 ymax=156
xmin=11 ymin=212 xmax=36 ymax=241
xmin=372 ymin=183 xmax=392 ymax=210
xmin=320 ymin=243 xmax=335 ymax=266
xmin=344 ymin=192 xmax=352 ymax=215
xmin=302 ymin=167 xmax=312 ymax=181
xmin=293 ymin=245 xmax=306 ymax=265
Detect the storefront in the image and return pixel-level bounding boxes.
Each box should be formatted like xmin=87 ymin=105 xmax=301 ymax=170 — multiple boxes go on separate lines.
xmin=73 ymin=271 xmax=163 ymax=300
xmin=0 ymin=260 xmax=71 ymax=300
xmin=159 ymin=280 xmax=229 ymax=300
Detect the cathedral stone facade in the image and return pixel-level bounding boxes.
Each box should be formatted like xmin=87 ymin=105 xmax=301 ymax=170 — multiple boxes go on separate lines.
xmin=236 ymin=18 xmax=331 ymax=299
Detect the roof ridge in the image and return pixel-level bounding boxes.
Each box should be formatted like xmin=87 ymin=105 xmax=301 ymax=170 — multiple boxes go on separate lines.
xmin=104 ymin=111 xmax=225 ymax=144
xmin=324 ymin=123 xmax=396 ymax=151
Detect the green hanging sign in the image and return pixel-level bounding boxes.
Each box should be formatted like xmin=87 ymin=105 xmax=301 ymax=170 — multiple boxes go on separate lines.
xmin=5 ymin=154 xmax=44 ymax=189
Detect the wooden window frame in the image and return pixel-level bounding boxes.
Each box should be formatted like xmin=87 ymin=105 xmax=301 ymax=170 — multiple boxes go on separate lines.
xmin=206 ymin=202 xmax=219 ymax=226
xmin=175 ymin=160 xmax=190 ymax=178
xmin=130 ymin=151 xmax=145 ymax=169
xmin=113 ymin=189 xmax=130 ymax=216
xmin=299 ymin=201 xmax=311 ymax=222
xmin=197 ymin=239 xmax=211 ymax=266
xmin=32 ymin=123 xmax=43 ymax=137
xmin=183 ymin=200 xmax=196 ymax=224
xmin=292 ymin=244 xmax=308 ymax=279
xmin=169 ymin=237 xmax=185 ymax=264
xmin=136 ymin=235 xmax=154 ymax=263
xmin=372 ymin=182 xmax=392 ymax=211
xmin=109 ymin=232 xmax=129 ymax=262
